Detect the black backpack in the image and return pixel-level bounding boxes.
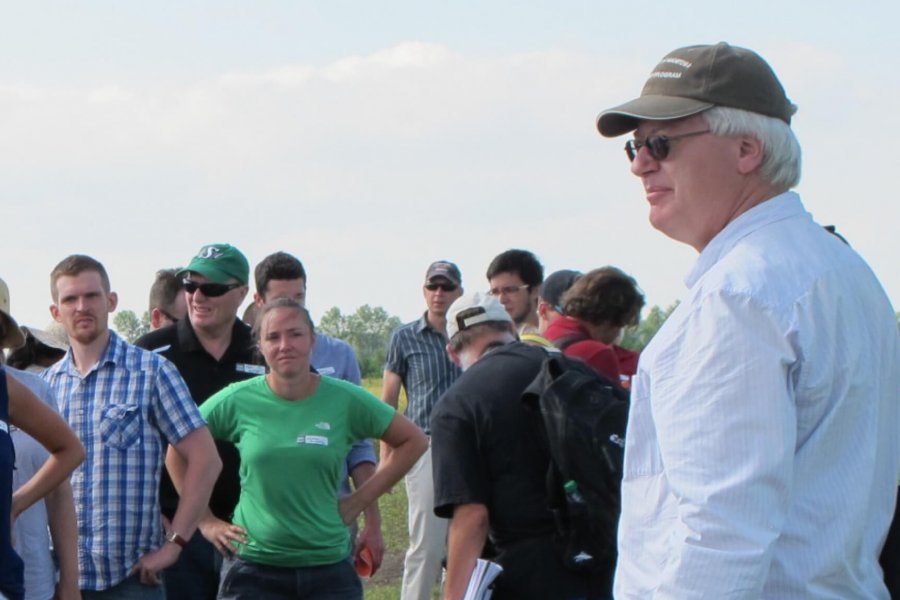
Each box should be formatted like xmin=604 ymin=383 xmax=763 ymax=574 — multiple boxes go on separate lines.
xmin=521 ymin=351 xmax=629 ymax=574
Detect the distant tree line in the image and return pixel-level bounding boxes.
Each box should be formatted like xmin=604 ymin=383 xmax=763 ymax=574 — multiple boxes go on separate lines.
xmin=619 ymin=302 xmax=680 ymax=352
xmin=112 ymin=310 xmax=150 ymax=343
xmin=318 ymin=305 xmax=402 ymax=379
xmin=112 ymin=301 xmax=687 ymax=377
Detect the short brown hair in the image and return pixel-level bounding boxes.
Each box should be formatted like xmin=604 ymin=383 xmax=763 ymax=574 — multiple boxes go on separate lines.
xmin=50 ymin=255 xmax=111 ymax=302
xmin=562 ymin=266 xmax=644 ymax=328
xmin=149 ymin=268 xmax=184 ymax=314
xmin=252 ymin=297 xmax=315 ymax=342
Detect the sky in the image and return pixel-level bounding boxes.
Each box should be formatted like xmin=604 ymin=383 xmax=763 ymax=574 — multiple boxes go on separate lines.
xmin=3 ymin=1 xmax=898 ymax=331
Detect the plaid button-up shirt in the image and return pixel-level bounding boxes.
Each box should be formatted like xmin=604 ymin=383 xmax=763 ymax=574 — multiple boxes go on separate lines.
xmin=43 ymin=331 xmax=205 ymax=591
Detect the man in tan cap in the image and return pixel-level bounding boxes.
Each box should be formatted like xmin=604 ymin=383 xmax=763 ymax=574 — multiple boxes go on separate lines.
xmin=597 ymin=43 xmax=899 ymax=597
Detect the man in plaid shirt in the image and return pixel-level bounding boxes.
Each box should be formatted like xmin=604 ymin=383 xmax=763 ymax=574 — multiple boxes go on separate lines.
xmin=43 ymin=255 xmax=221 ymax=599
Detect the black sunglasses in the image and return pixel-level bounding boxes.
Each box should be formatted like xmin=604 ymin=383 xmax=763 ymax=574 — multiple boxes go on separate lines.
xmin=183 ymin=279 xmax=243 ymax=297
xmin=625 ymin=129 xmax=710 ymax=162
xmin=425 ymin=283 xmax=458 ymax=292
xmin=159 ymin=310 xmax=180 ymax=324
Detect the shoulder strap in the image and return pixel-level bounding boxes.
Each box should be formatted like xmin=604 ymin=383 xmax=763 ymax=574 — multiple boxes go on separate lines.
xmin=552 ymin=333 xmax=590 ymax=351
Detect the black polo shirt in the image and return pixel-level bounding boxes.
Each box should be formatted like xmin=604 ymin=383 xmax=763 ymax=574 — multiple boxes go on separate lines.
xmin=136 ymin=317 xmax=263 ymax=519
xmin=431 ymin=342 xmax=555 ymax=544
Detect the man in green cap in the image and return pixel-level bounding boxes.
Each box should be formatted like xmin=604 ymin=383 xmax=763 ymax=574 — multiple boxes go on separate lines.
xmin=597 ymin=43 xmax=899 ymax=598
xmin=137 ymin=243 xmax=263 ymax=600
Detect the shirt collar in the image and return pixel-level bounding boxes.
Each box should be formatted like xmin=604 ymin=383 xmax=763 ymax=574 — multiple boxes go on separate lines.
xmin=178 ymin=316 xmax=254 ymax=358
xmin=685 ymin=191 xmax=805 ymax=289
xmin=58 ymin=329 xmax=123 ymax=377
xmin=415 ymin=312 xmax=431 ymax=333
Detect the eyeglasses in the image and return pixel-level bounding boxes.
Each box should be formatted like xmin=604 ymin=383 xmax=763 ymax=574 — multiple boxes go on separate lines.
xmin=625 ymin=129 xmax=710 ymax=162
xmin=425 ymin=283 xmax=458 ymax=292
xmin=488 ymin=284 xmax=529 ymax=297
xmin=183 ymin=279 xmax=243 ymax=297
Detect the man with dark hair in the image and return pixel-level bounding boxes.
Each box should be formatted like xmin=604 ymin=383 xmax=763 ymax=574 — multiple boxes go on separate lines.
xmin=545 ymin=267 xmax=643 ymax=385
xmin=432 ymin=292 xmax=611 ymax=599
xmin=381 ymin=261 xmax=463 ymax=600
xmin=136 ymin=244 xmax=260 ymax=600
xmin=44 ymin=254 xmax=221 ymax=598
xmin=485 ymin=249 xmax=543 ymax=335
xmin=252 ymin=251 xmax=385 ymax=572
xmin=597 ymin=43 xmax=899 ymax=597
xmin=148 ymin=268 xmax=187 ymax=331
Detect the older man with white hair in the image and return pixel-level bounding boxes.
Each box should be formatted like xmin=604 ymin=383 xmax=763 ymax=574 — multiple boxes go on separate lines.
xmin=431 ymin=293 xmax=614 ymax=600
xmin=597 ymin=43 xmax=900 ymax=598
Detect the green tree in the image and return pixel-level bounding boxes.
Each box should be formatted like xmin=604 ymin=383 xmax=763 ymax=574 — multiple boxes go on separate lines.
xmin=619 ymin=301 xmax=680 ymax=352
xmin=112 ymin=309 xmax=150 ymax=343
xmin=319 ymin=306 xmax=352 ymax=340
xmin=319 ymin=305 xmax=402 ymax=378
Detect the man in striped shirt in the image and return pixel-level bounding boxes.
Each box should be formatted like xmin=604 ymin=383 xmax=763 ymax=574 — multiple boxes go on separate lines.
xmin=43 ymin=255 xmax=222 ymax=599
xmin=381 ymin=261 xmax=463 ymax=600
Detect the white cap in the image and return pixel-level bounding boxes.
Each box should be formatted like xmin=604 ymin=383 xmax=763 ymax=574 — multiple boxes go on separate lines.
xmin=446 ymin=292 xmax=513 ymax=339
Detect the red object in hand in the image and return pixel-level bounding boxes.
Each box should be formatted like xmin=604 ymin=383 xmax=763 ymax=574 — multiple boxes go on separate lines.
xmin=355 ymin=546 xmax=376 ymax=578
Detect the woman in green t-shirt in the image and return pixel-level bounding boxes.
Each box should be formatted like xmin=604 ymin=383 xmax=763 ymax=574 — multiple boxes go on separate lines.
xmin=167 ymin=298 xmax=428 ymax=600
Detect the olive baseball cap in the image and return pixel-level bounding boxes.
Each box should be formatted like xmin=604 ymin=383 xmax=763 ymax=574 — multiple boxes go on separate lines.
xmin=178 ymin=244 xmax=250 ymax=285
xmin=597 ymin=42 xmax=797 ymax=137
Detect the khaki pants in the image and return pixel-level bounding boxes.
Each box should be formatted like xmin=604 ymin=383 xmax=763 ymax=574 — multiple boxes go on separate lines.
xmin=400 ymin=445 xmax=448 ymax=600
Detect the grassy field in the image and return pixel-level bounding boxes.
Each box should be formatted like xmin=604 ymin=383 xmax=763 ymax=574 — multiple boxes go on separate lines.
xmin=359 ymin=378 xmax=438 ymax=599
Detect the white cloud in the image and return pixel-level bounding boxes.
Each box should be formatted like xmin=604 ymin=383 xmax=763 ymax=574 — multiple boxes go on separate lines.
xmin=3 ymin=40 xmax=898 ymax=331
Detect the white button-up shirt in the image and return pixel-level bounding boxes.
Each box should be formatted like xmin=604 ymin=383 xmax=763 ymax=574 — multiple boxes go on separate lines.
xmin=615 ymin=192 xmax=900 ymax=599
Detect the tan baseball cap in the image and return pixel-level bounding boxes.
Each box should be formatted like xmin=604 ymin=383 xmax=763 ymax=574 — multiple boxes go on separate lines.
xmin=0 ymin=277 xmax=26 ymax=350
xmin=597 ymin=42 xmax=797 ymax=137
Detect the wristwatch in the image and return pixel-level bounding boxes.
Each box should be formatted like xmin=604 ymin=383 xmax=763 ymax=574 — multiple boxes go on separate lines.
xmin=166 ymin=531 xmax=188 ymax=548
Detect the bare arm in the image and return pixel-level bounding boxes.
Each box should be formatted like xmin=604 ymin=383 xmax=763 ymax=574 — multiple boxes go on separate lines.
xmin=166 ymin=433 xmax=245 ymax=558
xmin=340 ymin=413 xmax=427 ymax=525
xmin=443 ymin=503 xmax=489 ymax=600
xmin=133 ymin=426 xmax=222 ymax=584
xmin=349 ymin=461 xmax=384 ymax=570
xmin=379 ymin=370 xmax=403 ymax=463
xmin=45 ymin=480 xmax=80 ymax=600
xmin=7 ymin=374 xmax=84 ymax=519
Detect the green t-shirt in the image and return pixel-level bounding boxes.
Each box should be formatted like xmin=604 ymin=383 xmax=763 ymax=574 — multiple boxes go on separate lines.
xmin=200 ymin=375 xmax=396 ymax=567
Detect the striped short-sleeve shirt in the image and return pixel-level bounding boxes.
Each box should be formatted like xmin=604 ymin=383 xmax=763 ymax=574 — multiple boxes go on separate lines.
xmin=384 ymin=313 xmax=461 ymax=434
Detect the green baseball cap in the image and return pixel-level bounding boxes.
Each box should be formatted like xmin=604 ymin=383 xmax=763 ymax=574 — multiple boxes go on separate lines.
xmin=597 ymin=42 xmax=797 ymax=137
xmin=179 ymin=244 xmax=250 ymax=285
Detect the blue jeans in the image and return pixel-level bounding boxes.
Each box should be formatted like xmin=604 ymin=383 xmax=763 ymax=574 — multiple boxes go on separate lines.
xmin=218 ymin=556 xmax=361 ymax=600
xmin=82 ymin=575 xmax=165 ymax=600
xmin=163 ymin=531 xmax=222 ymax=600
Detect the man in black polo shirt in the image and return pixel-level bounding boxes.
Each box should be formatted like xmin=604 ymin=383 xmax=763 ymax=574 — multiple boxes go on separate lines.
xmin=136 ymin=243 xmax=261 ymax=600
xmin=431 ymin=292 xmax=611 ymax=600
